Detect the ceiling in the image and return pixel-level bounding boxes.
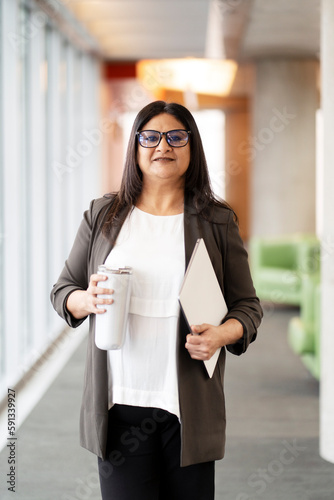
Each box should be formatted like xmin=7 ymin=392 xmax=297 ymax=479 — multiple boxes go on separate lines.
xmin=239 ymin=0 xmax=321 ymax=59
xmin=62 ymin=0 xmax=211 ymax=60
xmin=61 ymin=0 xmax=321 ymax=61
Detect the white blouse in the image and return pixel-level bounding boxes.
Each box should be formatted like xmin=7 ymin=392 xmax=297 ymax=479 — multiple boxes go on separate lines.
xmin=104 ymin=206 xmax=185 ymax=419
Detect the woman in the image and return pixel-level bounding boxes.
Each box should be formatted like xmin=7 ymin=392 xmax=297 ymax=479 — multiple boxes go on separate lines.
xmin=51 ymin=100 xmax=263 ymax=499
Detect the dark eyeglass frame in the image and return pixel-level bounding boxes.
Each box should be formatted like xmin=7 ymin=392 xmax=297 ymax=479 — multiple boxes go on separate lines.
xmin=136 ymin=129 xmax=191 ymax=148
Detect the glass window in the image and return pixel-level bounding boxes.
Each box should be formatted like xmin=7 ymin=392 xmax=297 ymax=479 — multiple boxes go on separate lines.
xmin=0 ymin=0 xmax=4 ymax=380
xmin=193 ymin=109 xmax=226 ymax=200
xmin=19 ymin=0 xmax=33 ymax=360
xmin=45 ymin=24 xmax=53 ymax=333
xmin=0 ymin=0 xmax=101 ymax=400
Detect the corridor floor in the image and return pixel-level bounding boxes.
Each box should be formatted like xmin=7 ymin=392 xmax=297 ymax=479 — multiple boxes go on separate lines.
xmin=1 ymin=305 xmax=334 ymax=499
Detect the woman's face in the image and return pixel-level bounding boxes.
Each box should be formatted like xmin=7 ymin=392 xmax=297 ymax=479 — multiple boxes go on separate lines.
xmin=136 ymin=113 xmax=191 ymax=187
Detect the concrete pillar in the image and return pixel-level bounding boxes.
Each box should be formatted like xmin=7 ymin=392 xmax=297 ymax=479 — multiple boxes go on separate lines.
xmin=319 ymin=0 xmax=334 ymax=464
xmin=250 ymin=59 xmax=318 ymax=236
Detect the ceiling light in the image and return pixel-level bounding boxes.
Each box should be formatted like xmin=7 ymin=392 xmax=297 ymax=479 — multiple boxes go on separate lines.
xmin=136 ymin=58 xmax=237 ymax=98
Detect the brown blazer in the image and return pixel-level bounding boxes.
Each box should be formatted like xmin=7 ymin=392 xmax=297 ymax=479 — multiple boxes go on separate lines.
xmin=50 ymin=193 xmax=262 ymax=467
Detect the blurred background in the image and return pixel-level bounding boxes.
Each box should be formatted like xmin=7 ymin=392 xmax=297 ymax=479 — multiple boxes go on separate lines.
xmin=1 ymin=0 xmax=334 ymax=498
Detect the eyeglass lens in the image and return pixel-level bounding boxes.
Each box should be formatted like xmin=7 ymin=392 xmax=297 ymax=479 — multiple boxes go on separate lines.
xmin=138 ymin=129 xmax=189 ymax=148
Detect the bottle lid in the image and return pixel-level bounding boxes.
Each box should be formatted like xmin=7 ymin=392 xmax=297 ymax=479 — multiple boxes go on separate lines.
xmin=98 ymin=265 xmax=132 ymax=275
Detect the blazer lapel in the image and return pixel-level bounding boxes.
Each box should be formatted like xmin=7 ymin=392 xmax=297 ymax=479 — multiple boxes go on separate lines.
xmin=89 ymin=205 xmax=131 ymax=275
xmin=184 ymin=192 xmax=200 ymax=268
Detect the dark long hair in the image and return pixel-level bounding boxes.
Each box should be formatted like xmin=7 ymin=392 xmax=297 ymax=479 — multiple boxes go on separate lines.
xmin=102 ymin=100 xmax=235 ymax=236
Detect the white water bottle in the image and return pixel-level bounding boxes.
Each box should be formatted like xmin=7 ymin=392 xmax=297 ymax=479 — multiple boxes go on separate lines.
xmin=95 ymin=265 xmax=132 ymax=350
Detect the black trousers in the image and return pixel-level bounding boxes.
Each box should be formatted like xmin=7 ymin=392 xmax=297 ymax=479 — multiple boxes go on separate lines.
xmin=98 ymin=404 xmax=215 ymax=500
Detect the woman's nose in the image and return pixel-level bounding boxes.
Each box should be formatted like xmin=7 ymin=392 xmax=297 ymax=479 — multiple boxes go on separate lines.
xmin=157 ymin=134 xmax=171 ymax=151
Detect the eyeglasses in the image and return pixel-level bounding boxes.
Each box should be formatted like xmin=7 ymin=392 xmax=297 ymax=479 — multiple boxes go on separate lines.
xmin=136 ymin=129 xmax=191 ymax=148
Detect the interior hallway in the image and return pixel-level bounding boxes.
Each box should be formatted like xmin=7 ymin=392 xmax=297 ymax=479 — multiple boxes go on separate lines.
xmin=1 ymin=305 xmax=334 ymax=500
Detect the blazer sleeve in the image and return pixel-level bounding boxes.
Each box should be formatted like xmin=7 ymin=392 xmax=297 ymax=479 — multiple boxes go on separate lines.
xmin=222 ymin=211 xmax=263 ymax=355
xmin=50 ymin=200 xmax=95 ymax=329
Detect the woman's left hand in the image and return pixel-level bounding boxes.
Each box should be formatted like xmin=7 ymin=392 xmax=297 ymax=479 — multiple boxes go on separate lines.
xmin=185 ymin=319 xmax=244 ymax=360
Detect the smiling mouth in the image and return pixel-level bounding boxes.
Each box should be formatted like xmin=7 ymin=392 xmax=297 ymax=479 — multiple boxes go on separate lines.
xmin=154 ymin=157 xmax=174 ymax=161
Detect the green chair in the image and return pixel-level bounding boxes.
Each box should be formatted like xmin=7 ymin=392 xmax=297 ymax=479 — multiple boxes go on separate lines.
xmin=288 ymin=275 xmax=321 ymax=379
xmin=249 ymin=234 xmax=320 ymax=306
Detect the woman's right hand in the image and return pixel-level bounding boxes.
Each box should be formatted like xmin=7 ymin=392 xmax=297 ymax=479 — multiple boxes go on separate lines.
xmin=66 ymin=274 xmax=114 ymax=320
